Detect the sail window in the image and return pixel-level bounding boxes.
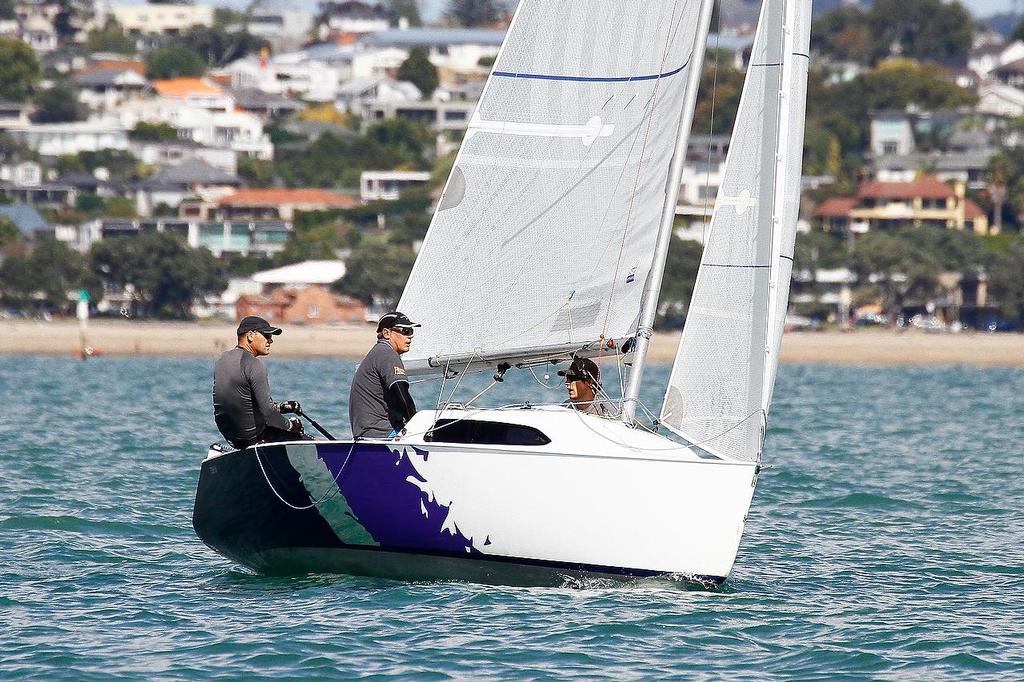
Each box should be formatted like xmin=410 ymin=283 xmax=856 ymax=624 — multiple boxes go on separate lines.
xmin=424 ymin=419 xmax=551 ymax=446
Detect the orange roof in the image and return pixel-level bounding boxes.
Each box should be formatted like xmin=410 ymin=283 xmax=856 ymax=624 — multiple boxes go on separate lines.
xmin=152 ymin=78 xmax=225 ymax=98
xmin=858 ymin=177 xmax=955 ymax=200
xmin=79 ymin=59 xmax=145 ymax=76
xmin=217 ymin=188 xmax=359 ymax=208
xmin=964 ymin=199 xmax=985 ymax=219
xmin=814 ymin=197 xmax=857 ymax=218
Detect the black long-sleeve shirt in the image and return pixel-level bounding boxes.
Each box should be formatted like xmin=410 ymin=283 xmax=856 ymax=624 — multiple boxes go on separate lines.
xmin=213 ymin=347 xmax=292 ymax=447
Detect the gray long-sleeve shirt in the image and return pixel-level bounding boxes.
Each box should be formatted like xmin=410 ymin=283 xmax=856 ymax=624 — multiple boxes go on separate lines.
xmin=213 ymin=347 xmax=292 ymax=446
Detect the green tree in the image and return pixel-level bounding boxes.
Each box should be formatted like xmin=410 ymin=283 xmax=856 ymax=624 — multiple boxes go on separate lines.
xmin=172 ymin=26 xmax=267 ymax=68
xmin=145 ymin=45 xmax=206 ymax=79
xmin=0 ymin=237 xmax=85 ymax=310
xmin=445 ymin=0 xmax=504 ymax=27
xmin=335 ymin=235 xmax=416 ymax=306
xmin=810 ymin=5 xmax=872 ymax=64
xmin=867 ymin=0 xmax=972 ymax=67
xmin=849 ymin=231 xmax=942 ymax=321
xmin=32 ymin=82 xmax=84 ymax=123
xmin=0 ymin=0 xmax=14 ymax=19
xmin=86 ymin=23 xmax=136 ymax=54
xmin=129 ymin=121 xmax=179 ymax=141
xmin=985 ymin=153 xmax=1012 ymax=234
xmin=0 ymin=216 xmax=20 ymax=249
xmin=693 ymin=54 xmax=745 ymax=135
xmin=276 ymin=219 xmax=354 ymax=265
xmin=388 ymin=0 xmax=422 ymax=27
xmin=987 ymin=240 xmax=1024 ymax=323
xmin=397 ymin=47 xmax=439 ymax=99
xmin=657 ymin=235 xmax=703 ymax=328
xmin=0 ymin=38 xmax=41 ymax=102
xmin=90 ymin=231 xmax=227 ymax=318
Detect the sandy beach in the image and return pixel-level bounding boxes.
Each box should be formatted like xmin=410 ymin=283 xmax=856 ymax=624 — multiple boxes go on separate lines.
xmin=1 ymin=319 xmax=1022 ymax=366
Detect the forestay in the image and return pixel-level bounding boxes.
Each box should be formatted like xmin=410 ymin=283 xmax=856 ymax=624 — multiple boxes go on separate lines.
xmin=660 ymin=0 xmax=812 ymax=461
xmin=398 ymin=0 xmax=706 ymax=372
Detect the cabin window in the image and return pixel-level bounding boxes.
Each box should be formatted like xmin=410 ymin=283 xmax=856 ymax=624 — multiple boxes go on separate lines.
xmin=424 ymin=419 xmax=551 ymax=446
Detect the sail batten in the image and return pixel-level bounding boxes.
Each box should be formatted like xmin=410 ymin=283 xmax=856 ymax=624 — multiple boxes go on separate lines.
xmin=398 ymin=1 xmax=707 ymax=371
xmin=660 ymin=0 xmax=813 ymax=462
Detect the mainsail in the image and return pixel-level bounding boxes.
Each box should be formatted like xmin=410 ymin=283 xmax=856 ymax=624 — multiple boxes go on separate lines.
xmin=399 ymin=0 xmax=708 ymax=372
xmin=660 ymin=0 xmax=812 ymax=461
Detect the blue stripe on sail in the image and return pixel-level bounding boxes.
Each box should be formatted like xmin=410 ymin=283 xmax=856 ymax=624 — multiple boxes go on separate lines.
xmin=493 ymin=61 xmax=688 ymax=83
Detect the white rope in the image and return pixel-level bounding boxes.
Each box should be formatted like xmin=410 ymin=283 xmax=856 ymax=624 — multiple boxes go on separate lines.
xmin=252 ymin=440 xmax=356 ymax=512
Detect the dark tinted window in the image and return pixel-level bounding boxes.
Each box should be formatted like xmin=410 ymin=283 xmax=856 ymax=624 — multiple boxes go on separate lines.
xmin=424 ymin=419 xmax=551 ymax=446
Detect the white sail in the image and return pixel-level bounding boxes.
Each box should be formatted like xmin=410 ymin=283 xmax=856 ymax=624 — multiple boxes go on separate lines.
xmin=398 ymin=0 xmax=708 ymax=372
xmin=660 ymin=0 xmax=812 ymax=461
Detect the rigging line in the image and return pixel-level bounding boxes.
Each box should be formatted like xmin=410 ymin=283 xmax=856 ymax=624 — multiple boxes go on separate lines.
xmin=600 ymin=0 xmax=686 ymax=336
xmin=701 ymin=6 xmax=723 ymax=244
xmin=252 ymin=441 xmax=356 ymax=511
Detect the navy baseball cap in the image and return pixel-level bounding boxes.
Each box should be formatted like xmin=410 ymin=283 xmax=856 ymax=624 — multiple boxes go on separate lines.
xmin=558 ymin=357 xmax=600 ymax=383
xmin=236 ymin=316 xmax=282 ymax=336
xmin=376 ymin=311 xmax=421 ymax=333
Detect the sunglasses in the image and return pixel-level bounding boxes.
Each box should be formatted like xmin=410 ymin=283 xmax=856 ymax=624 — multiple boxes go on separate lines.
xmin=389 ymin=325 xmax=415 ymax=337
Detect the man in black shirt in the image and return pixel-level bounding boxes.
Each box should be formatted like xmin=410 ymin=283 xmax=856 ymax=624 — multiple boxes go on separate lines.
xmin=213 ymin=316 xmax=304 ymax=449
xmin=349 ymin=312 xmax=419 ymax=439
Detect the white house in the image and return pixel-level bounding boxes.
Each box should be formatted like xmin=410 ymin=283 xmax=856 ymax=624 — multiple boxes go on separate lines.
xmin=151 ymin=78 xmax=235 ymax=113
xmin=6 ymin=121 xmax=130 ymax=156
xmin=359 ymin=28 xmax=505 ymax=74
xmin=0 ymin=160 xmax=43 ymax=187
xmin=337 ymin=77 xmax=421 ymax=114
xmin=977 ymin=82 xmax=1024 ymax=119
xmin=112 ymin=3 xmax=213 ymax=35
xmin=74 ymin=68 xmax=150 ymax=111
xmin=360 ymin=170 xmax=431 ymax=202
xmin=118 ymin=99 xmax=274 ymax=160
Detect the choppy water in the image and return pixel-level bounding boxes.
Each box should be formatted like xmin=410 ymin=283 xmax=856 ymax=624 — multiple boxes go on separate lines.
xmin=1 ymin=355 xmax=1022 ymax=679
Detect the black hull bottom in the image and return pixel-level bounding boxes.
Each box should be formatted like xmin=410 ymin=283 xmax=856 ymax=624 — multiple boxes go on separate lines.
xmin=192 ymin=445 xmax=725 ymax=588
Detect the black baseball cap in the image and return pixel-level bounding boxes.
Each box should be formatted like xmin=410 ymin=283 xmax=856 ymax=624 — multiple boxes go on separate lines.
xmin=236 ymin=316 xmax=282 ymax=336
xmin=376 ymin=311 xmax=421 ymax=333
xmin=558 ymin=357 xmax=600 ymax=384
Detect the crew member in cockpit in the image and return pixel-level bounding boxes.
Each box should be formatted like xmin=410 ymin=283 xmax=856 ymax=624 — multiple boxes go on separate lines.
xmin=349 ymin=312 xmax=420 ymax=439
xmin=560 ymin=357 xmax=619 ymax=417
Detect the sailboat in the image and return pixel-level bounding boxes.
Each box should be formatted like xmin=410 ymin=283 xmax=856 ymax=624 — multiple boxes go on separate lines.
xmin=192 ymin=0 xmax=812 ymax=586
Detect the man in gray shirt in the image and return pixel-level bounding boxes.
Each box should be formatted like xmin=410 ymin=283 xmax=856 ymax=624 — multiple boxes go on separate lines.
xmin=349 ymin=312 xmax=420 ymax=439
xmin=213 ymin=316 xmax=304 ymax=448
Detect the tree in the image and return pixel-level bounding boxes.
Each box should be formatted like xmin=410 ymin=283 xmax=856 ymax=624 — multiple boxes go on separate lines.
xmin=985 ymin=154 xmax=1012 ymax=234
xmin=172 ymin=26 xmax=267 ymax=68
xmin=848 ymin=231 xmax=942 ymax=321
xmin=86 ymin=23 xmax=136 ymax=54
xmin=129 ymin=121 xmax=179 ymax=142
xmin=867 ymin=0 xmax=972 ymax=67
xmin=145 ymin=45 xmax=206 ymax=79
xmin=988 ymin=240 xmax=1024 ymax=324
xmin=0 ymin=237 xmax=85 ymax=310
xmin=657 ymin=235 xmax=704 ymax=327
xmin=0 ymin=38 xmax=41 ymax=102
xmin=810 ymin=6 xmax=872 ymax=64
xmin=693 ymin=55 xmax=745 ymax=136
xmin=90 ymin=231 xmax=227 ymax=318
xmin=445 ymin=0 xmax=504 ymax=27
xmin=0 ymin=0 xmax=15 ymax=20
xmin=32 ymin=82 xmax=84 ymax=123
xmin=397 ymin=47 xmax=438 ymax=100
xmin=335 ymin=236 xmax=416 ymax=306
xmin=0 ymin=216 xmax=20 ymax=249
xmin=388 ymin=0 xmax=421 ymax=27
xmin=276 ymin=220 xmax=353 ymax=265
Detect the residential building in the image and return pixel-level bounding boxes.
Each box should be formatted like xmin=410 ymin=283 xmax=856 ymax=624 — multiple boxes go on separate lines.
xmin=316 ymin=1 xmax=390 ymax=41
xmin=0 ymin=160 xmax=43 ymax=187
xmin=337 ymin=77 xmax=421 ymax=115
xmin=215 ymin=188 xmax=359 ymax=221
xmin=151 ymin=78 xmax=235 ymax=113
xmin=968 ymin=38 xmax=1024 ymax=80
xmin=129 ymin=139 xmax=237 ymax=175
xmin=360 ymin=170 xmax=430 ymax=201
xmin=79 ymin=217 xmax=292 ymax=257
xmin=118 ymin=99 xmax=274 ymax=159
xmin=6 ymin=121 xmax=130 ymax=156
xmin=362 ymin=99 xmax=476 ymax=132
xmin=992 ymin=57 xmax=1024 ymax=88
xmin=74 ymin=67 xmax=150 ymax=110
xmin=0 ymin=100 xmax=32 ymax=129
xmin=977 ymin=82 xmax=1024 ymax=119
xmin=236 ymin=285 xmax=366 ymax=325
xmin=359 ymin=28 xmax=505 ymax=73
xmin=222 ymin=53 xmax=344 ymax=101
xmin=0 ymin=204 xmax=51 ymax=240
xmin=241 ymin=10 xmax=314 ymax=52
xmin=230 ymin=88 xmax=303 ymax=121
xmin=870 ymin=110 xmax=916 ymax=156
xmin=111 ymin=3 xmax=214 ymax=36
xmin=814 ymin=177 xmax=990 ymax=236
xmin=133 ymin=158 xmax=241 ymax=217
xmin=873 ymin=148 xmax=995 ymax=190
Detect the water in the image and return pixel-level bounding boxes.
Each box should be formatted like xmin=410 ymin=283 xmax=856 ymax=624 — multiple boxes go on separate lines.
xmin=1 ymin=356 xmax=1022 ymax=678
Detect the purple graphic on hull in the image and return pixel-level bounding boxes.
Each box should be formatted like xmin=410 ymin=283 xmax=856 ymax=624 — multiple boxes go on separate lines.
xmin=315 ymin=443 xmax=481 ymax=555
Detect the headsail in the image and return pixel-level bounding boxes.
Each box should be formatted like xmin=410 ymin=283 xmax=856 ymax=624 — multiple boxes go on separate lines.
xmin=660 ymin=0 xmax=812 ymax=461
xmin=398 ymin=0 xmax=709 ymax=373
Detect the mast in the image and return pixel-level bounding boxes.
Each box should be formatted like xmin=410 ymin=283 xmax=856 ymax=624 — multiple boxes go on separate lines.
xmin=621 ymin=0 xmax=716 ymax=424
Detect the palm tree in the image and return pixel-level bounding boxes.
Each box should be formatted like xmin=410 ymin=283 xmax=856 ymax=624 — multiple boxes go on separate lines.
xmin=985 ymin=153 xmax=1013 ymax=234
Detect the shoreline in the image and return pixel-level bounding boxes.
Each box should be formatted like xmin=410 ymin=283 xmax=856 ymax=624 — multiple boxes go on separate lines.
xmin=1 ymin=319 xmax=1023 ymax=366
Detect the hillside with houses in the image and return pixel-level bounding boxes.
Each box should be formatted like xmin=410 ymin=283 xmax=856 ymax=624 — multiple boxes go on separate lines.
xmin=0 ymin=0 xmax=1023 ymax=332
